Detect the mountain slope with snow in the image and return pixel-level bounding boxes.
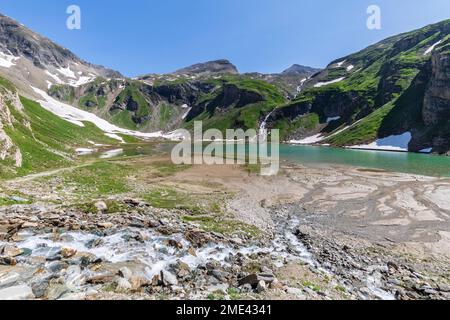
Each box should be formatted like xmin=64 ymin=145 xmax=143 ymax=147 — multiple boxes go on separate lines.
xmin=266 ymin=19 xmax=450 ymax=154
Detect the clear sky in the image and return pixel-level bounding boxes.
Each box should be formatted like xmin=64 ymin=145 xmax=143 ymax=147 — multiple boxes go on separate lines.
xmin=0 ymin=0 xmax=449 ymax=76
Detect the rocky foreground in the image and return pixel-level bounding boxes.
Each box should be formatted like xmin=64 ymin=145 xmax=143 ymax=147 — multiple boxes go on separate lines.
xmin=1 ymin=159 xmax=450 ymax=300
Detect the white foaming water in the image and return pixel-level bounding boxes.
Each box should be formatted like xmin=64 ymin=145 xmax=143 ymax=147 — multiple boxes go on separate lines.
xmin=4 ymin=216 xmax=395 ymax=300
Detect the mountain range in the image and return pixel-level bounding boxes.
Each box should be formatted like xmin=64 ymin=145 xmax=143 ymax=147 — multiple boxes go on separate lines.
xmin=0 ymin=12 xmax=449 ymax=177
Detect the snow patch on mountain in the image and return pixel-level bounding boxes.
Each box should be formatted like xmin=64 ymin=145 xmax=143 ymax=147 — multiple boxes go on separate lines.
xmin=349 ymin=132 xmax=412 ymax=152
xmin=424 ymin=40 xmax=442 ymax=55
xmin=57 ymin=66 xmax=76 ymax=79
xmin=326 ymin=116 xmax=341 ymax=123
xmin=30 ymin=86 xmax=183 ymax=142
xmin=0 ymin=51 xmax=20 ymax=68
xmin=290 ymin=134 xmax=324 ymax=145
xmin=314 ymin=77 xmax=345 ymax=88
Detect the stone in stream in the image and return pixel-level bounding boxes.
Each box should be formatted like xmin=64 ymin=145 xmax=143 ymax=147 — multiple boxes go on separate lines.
xmin=167 ymin=239 xmax=183 ymax=249
xmin=22 ymin=222 xmax=39 ymax=229
xmin=46 ymin=284 xmax=70 ymax=300
xmin=87 ymin=274 xmax=115 ymax=284
xmin=0 ymin=271 xmax=20 ymax=287
xmin=116 ymin=277 xmax=132 ymax=292
xmin=184 ymin=230 xmax=212 ymax=248
xmin=31 ymin=278 xmax=51 ymax=299
xmin=118 ymin=267 xmax=133 ymax=280
xmin=129 ymin=276 xmax=149 ymax=291
xmin=0 ymin=257 xmax=17 ymax=266
xmin=0 ymin=285 xmax=35 ymax=300
xmin=1 ymin=245 xmax=23 ymax=257
xmin=61 ymin=247 xmax=77 ymax=259
xmin=161 ymin=270 xmax=178 ymax=286
xmin=44 ymin=247 xmax=62 ymax=261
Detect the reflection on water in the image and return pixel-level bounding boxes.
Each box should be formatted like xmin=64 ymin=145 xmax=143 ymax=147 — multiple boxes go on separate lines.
xmin=81 ymin=142 xmax=450 ymax=178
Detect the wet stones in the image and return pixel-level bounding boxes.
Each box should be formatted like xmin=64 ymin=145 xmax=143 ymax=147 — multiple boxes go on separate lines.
xmin=161 ymin=270 xmax=179 ymax=286
xmin=87 ymin=274 xmax=115 ymax=285
xmin=1 ymin=245 xmax=23 ymax=257
xmin=0 ymin=257 xmax=16 ymax=266
xmin=184 ymin=230 xmax=212 ymax=248
xmin=61 ymin=247 xmax=77 ymax=259
xmin=167 ymin=239 xmax=183 ymax=249
xmin=0 ymin=285 xmax=34 ymax=300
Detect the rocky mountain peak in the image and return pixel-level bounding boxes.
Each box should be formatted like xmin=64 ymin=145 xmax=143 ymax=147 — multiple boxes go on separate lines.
xmin=0 ymin=12 xmax=121 ymax=94
xmin=173 ymin=59 xmax=239 ymax=76
xmin=282 ymin=64 xmax=321 ymax=75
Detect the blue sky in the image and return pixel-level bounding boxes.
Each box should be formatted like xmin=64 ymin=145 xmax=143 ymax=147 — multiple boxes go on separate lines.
xmin=0 ymin=0 xmax=449 ymax=76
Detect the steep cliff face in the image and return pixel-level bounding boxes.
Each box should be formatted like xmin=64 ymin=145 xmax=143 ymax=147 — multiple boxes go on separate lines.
xmin=423 ymin=51 xmax=450 ymax=125
xmin=422 ymin=50 xmax=450 ymax=153
xmin=0 ymin=87 xmax=22 ymax=168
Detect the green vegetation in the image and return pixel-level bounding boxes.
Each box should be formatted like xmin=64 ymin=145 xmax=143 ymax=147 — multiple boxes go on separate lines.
xmin=1 ymin=96 xmax=118 ymax=178
xmin=74 ymin=199 xmax=128 ymax=214
xmin=185 ymin=75 xmax=286 ymax=132
xmin=114 ymin=82 xmax=150 ymax=119
xmin=182 ymin=215 xmax=261 ymax=238
xmin=0 ymin=196 xmax=31 ymax=206
xmin=143 ymin=185 xmax=220 ymax=215
xmin=58 ymin=161 xmax=131 ymax=196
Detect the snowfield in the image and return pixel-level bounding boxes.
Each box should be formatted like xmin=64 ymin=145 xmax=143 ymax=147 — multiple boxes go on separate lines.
xmin=326 ymin=116 xmax=341 ymax=123
xmin=290 ymin=134 xmax=324 ymax=145
xmin=57 ymin=66 xmax=76 ymax=79
xmin=314 ymin=77 xmax=345 ymax=88
xmin=31 ymin=86 xmax=184 ymax=142
xmin=0 ymin=51 xmax=20 ymax=68
xmin=349 ymin=132 xmax=412 ymax=152
xmin=424 ymin=40 xmax=442 ymax=55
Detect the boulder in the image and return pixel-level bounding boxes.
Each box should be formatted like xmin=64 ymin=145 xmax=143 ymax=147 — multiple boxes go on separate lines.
xmin=256 ymin=280 xmax=266 ymax=293
xmin=238 ymin=273 xmax=275 ymax=287
xmin=0 ymin=285 xmax=34 ymax=300
xmin=116 ymin=278 xmax=132 ymax=292
xmin=0 ymin=256 xmax=17 ymax=266
xmin=118 ymin=267 xmax=133 ymax=280
xmin=161 ymin=270 xmax=178 ymax=286
xmin=94 ymin=201 xmax=108 ymax=214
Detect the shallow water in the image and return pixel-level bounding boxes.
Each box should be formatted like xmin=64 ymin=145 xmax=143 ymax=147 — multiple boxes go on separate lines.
xmin=86 ymin=143 xmax=450 ymax=178
xmin=280 ymin=145 xmax=450 ymax=178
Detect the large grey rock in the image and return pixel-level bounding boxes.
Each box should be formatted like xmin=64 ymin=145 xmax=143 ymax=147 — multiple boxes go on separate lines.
xmin=0 ymin=285 xmax=34 ymax=300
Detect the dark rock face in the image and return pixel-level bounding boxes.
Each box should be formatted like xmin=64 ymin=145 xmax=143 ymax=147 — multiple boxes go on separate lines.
xmin=173 ymin=59 xmax=239 ymax=76
xmin=154 ymin=82 xmax=213 ymax=105
xmin=422 ymin=51 xmax=450 ymax=153
xmin=282 ymin=64 xmax=321 ymax=76
xmin=423 ymin=52 xmax=450 ymax=126
xmin=206 ymin=84 xmax=264 ymax=114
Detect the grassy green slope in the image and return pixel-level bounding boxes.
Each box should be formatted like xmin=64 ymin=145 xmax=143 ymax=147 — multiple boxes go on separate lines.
xmin=0 ymin=78 xmax=118 ymax=178
xmin=275 ymin=19 xmax=450 ymax=145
